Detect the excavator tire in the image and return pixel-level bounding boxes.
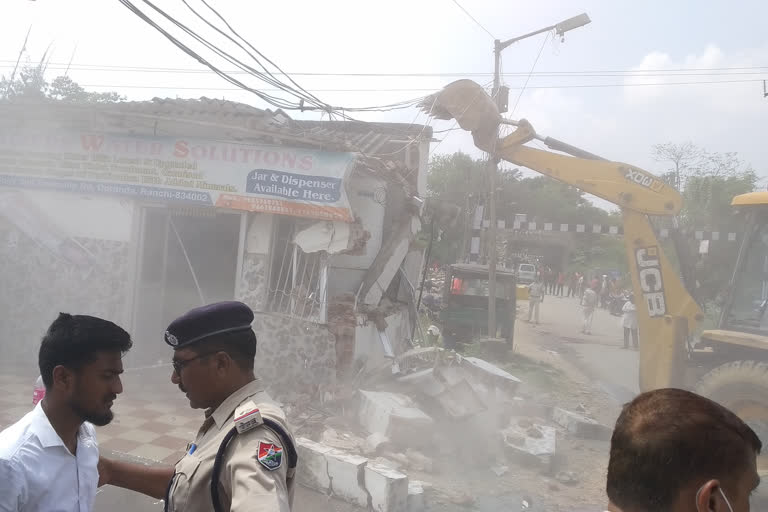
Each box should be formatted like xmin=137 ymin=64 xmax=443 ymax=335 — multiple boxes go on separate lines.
xmin=695 ymin=361 xmax=768 ymax=476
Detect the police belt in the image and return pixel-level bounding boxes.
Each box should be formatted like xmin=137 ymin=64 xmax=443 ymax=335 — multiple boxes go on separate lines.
xmin=164 ymin=418 xmax=298 ymax=512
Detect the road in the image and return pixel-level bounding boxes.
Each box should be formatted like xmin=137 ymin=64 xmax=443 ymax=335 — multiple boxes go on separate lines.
xmin=516 ymin=293 xmax=640 ymax=404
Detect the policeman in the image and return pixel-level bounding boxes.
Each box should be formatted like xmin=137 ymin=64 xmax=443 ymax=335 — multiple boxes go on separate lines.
xmin=98 ymin=301 xmax=297 ymax=512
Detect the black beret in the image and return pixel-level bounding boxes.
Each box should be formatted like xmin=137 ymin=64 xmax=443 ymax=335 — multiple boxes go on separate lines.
xmin=164 ymin=301 xmax=254 ymax=349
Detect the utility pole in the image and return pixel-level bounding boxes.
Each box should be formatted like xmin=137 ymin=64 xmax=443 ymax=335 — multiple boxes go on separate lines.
xmin=486 ymin=13 xmax=591 ymax=340
xmin=487 ymin=41 xmax=503 ymax=339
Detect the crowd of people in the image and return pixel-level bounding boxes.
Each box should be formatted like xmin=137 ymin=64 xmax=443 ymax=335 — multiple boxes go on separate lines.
xmin=525 ymin=265 xmax=639 ymax=347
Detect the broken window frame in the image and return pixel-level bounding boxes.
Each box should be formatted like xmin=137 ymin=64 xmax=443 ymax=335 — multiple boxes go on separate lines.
xmin=266 ymin=215 xmax=328 ymax=324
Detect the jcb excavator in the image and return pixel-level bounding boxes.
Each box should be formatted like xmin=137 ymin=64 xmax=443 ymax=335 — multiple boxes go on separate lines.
xmin=422 ymin=80 xmax=768 ymax=472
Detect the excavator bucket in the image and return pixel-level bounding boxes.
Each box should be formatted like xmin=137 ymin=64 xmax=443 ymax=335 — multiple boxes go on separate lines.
xmin=419 ymin=80 xmax=502 ymax=152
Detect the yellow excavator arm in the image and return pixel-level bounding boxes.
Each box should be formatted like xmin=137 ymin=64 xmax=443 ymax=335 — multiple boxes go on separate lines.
xmin=424 ymin=80 xmax=704 ymax=390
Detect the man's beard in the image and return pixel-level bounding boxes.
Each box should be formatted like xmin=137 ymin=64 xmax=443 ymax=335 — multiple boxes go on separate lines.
xmin=70 ymin=396 xmax=115 ymax=426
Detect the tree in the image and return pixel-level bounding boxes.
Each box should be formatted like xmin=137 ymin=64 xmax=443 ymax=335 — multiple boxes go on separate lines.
xmin=0 ymin=64 xmax=48 ymax=101
xmin=652 ymin=141 xmax=699 ymax=190
xmin=652 ymin=141 xmax=759 ymax=311
xmin=426 ymin=152 xmax=489 ymax=264
xmin=48 ymin=75 xmax=125 ymax=104
xmin=652 ymin=141 xmax=755 ymax=191
xmin=426 ymin=152 xmax=621 ymax=268
xmin=1 ymin=64 xmax=124 ymax=103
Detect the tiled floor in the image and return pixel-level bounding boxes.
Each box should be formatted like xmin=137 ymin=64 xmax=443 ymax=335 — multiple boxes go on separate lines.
xmin=0 ymin=370 xmax=203 ymax=465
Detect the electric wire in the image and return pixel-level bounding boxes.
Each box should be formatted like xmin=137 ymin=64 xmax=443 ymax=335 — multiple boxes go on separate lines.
xmin=450 ymin=0 xmax=496 ymax=39
xmin=509 ymin=32 xmax=550 ymax=116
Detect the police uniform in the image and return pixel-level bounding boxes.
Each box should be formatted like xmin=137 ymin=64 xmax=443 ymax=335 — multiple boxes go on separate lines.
xmin=163 ymin=301 xmax=297 ymax=512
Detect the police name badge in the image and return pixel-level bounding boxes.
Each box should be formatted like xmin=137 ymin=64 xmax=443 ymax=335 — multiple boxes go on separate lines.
xmin=234 ymin=401 xmax=263 ymax=434
xmin=257 ymin=441 xmax=283 ymax=471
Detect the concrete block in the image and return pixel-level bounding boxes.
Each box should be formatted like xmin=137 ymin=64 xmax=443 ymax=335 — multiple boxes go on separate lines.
xmin=296 ymin=438 xmax=333 ymax=492
xmin=502 ymin=422 xmax=557 ymax=469
xmin=396 ymin=368 xmax=446 ymax=397
xmin=363 ymin=432 xmax=392 ymax=456
xmin=365 ymin=462 xmax=409 ymax=512
xmin=358 ymin=390 xmax=434 ymax=444
xmin=407 ymin=480 xmax=426 ymax=512
xmin=434 ymin=379 xmax=487 ymax=419
xmin=321 ymin=428 xmax=365 ymax=452
xmin=461 ymin=356 xmax=522 ymax=394
xmin=552 ymin=407 xmax=612 ymax=440
xmin=325 ymin=450 xmax=370 ymax=508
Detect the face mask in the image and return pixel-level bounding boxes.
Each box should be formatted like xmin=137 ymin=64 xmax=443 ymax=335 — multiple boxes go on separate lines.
xmin=696 ymin=485 xmax=735 ymax=512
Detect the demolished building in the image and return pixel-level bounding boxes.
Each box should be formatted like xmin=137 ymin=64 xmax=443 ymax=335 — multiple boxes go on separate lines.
xmin=0 ymin=98 xmax=432 ymax=398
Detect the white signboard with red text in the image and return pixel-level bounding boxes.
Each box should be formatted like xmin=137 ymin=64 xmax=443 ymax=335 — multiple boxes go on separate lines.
xmin=0 ymin=132 xmax=357 ymax=222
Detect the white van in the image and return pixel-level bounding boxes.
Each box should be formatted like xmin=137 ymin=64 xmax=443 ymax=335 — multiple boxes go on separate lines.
xmin=517 ymin=263 xmax=537 ymax=284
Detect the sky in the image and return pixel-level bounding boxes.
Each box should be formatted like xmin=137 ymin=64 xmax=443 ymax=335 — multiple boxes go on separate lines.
xmin=2 ymin=0 xmax=767 ymax=194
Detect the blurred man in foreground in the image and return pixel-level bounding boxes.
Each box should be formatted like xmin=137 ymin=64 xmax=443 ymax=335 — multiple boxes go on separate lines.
xmin=607 ymin=388 xmax=762 ymax=512
xmin=0 ymin=313 xmax=131 ymax=512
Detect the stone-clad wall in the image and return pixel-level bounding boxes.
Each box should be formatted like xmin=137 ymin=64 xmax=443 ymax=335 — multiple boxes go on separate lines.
xmin=249 ymin=313 xmax=337 ymax=399
xmin=239 ymin=250 xmax=337 ymax=399
xmin=239 ymin=253 xmax=269 ymax=312
xmin=0 ymin=226 xmax=132 ymax=370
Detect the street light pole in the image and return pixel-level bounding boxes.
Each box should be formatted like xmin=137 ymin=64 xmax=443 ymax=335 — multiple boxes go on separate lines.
xmin=486 ymin=13 xmax=590 ymax=341
xmin=486 ymin=40 xmax=503 ymax=339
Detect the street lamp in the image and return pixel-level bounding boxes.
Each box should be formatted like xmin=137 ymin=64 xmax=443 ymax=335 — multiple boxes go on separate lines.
xmin=486 ymin=13 xmax=590 ymax=344
xmin=492 ymin=13 xmax=591 ymax=109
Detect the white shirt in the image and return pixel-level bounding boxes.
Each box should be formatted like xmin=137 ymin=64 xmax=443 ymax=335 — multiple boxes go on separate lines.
xmin=0 ymin=402 xmax=100 ymax=512
xmin=622 ymin=301 xmax=638 ymax=329
xmin=528 ymin=281 xmax=545 ymax=298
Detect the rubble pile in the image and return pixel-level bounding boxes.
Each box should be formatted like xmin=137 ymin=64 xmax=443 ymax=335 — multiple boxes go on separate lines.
xmin=290 ymin=349 xmax=612 ymax=511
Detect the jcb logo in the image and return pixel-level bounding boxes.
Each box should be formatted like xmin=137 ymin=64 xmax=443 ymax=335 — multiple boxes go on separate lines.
xmin=635 ymin=246 xmax=666 ymax=317
xmin=625 ymin=168 xmax=665 ymax=193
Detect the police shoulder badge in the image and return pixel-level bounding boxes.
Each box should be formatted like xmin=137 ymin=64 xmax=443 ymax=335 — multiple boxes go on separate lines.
xmin=257 ymin=441 xmax=283 ymax=471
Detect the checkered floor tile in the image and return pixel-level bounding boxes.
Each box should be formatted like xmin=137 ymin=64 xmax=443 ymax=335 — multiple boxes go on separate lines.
xmin=0 ymin=370 xmax=203 ymax=464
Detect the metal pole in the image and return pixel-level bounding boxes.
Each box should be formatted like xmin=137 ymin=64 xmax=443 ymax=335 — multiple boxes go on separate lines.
xmin=488 ymin=158 xmax=499 ymax=338
xmin=488 ymin=41 xmax=502 ymax=338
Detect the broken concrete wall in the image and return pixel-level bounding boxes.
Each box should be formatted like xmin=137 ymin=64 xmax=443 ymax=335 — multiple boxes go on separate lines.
xmin=353 ymin=307 xmax=413 ymax=372
xmin=297 ymin=437 xmax=410 ymax=512
xmin=359 ymin=215 xmax=420 ymax=306
xmin=327 ymin=174 xmax=386 ymax=300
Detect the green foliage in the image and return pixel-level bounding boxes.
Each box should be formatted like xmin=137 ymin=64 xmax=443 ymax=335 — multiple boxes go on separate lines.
xmin=1 ymin=64 xmax=124 ymax=103
xmin=681 ymin=172 xmax=758 ymax=231
xmin=0 ymin=64 xmax=48 ymax=100
xmin=426 ymin=152 xmax=489 ymax=264
xmin=652 ymin=142 xmax=759 ymax=308
xmin=426 ymin=151 xmax=621 ymax=269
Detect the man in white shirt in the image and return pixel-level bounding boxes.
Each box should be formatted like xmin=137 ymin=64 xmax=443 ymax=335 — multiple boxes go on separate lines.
xmin=527 ymin=275 xmax=545 ymax=324
xmin=582 ymin=284 xmax=598 ymax=334
xmin=0 ymin=313 xmax=132 ymax=512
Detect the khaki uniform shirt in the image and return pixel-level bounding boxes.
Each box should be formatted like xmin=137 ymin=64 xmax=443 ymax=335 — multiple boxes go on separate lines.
xmin=167 ymin=380 xmax=296 ymax=512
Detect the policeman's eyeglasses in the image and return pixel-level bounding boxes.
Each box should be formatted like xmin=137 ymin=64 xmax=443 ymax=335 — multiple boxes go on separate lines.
xmin=172 ymin=351 xmax=218 ymax=374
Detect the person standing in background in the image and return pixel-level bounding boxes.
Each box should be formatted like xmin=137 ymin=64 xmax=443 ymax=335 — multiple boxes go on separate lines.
xmin=556 ymin=271 xmax=566 ymax=297
xmin=568 ymin=272 xmax=579 ymax=298
xmin=582 ymin=284 xmax=598 ymax=334
xmin=621 ymin=295 xmax=639 ymax=350
xmin=527 ymin=276 xmax=545 ymax=325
